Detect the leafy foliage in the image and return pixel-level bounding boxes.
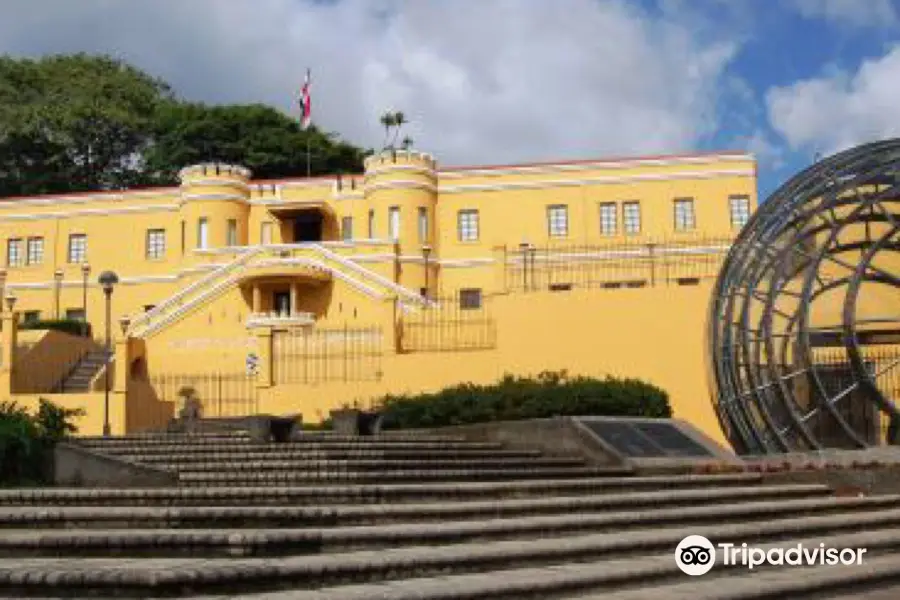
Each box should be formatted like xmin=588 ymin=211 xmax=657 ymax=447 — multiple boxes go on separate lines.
xmin=0 ymin=54 xmax=369 ymax=198
xmin=377 ymin=371 xmax=671 ymax=430
xmin=0 ymin=399 xmax=83 ymax=486
xmin=19 ymin=318 xmax=92 ymax=337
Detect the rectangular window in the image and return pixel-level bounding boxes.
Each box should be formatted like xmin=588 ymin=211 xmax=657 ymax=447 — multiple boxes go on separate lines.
xmin=197 ymin=218 xmax=209 ymax=249
xmin=674 ymin=198 xmax=696 ymax=231
xmin=457 ymin=209 xmax=479 ymax=242
xmin=226 ymin=219 xmax=238 ymax=246
xmin=65 ymin=308 xmax=85 ymax=321
xmin=146 ymin=229 xmax=166 ymax=259
xmin=729 ymin=195 xmax=751 ymax=229
xmin=368 ymin=209 xmax=375 ymax=238
xmin=547 ymin=204 xmax=569 ymax=238
xmin=418 ymin=207 xmax=428 ymax=242
xmin=388 ymin=206 xmax=400 ymax=240
xmin=7 ymin=239 xmax=22 ymax=267
xmin=261 ymin=221 xmax=273 ymax=245
xmin=459 ymin=288 xmax=482 ymax=310
xmin=180 ymin=221 xmax=186 ymax=254
xmin=23 ymin=311 xmax=40 ymax=325
xmin=341 ymin=216 xmax=353 ymax=241
xmin=67 ymin=234 xmax=87 ymax=263
xmin=599 ymin=203 xmax=617 ymax=236
xmin=26 ymin=237 xmax=43 ymax=265
xmin=623 ymin=202 xmax=641 ymax=235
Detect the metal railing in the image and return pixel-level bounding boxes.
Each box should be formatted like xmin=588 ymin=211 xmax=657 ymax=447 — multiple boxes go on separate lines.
xmin=811 ymin=347 xmax=900 ymax=446
xmin=148 ymin=372 xmax=260 ymax=418
xmin=399 ymin=292 xmax=496 ymax=353
xmin=272 ymin=326 xmax=383 ymax=384
xmin=504 ymin=236 xmax=732 ymax=292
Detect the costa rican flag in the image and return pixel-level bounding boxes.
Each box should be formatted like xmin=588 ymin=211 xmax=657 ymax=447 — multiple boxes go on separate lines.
xmin=298 ymin=69 xmax=311 ymax=129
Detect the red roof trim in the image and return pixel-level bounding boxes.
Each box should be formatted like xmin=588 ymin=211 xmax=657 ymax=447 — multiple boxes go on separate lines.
xmin=0 ymin=149 xmax=753 ymax=203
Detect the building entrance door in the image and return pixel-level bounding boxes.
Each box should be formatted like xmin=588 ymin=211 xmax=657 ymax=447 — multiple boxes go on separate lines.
xmin=293 ymin=211 xmax=323 ymax=242
xmin=274 ymin=291 xmax=291 ymax=315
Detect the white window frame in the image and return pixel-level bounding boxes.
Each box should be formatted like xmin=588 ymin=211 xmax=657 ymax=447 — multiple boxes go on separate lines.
xmin=457 ymin=209 xmax=479 ymax=242
xmin=388 ymin=206 xmax=400 ymax=241
xmin=674 ymin=198 xmax=696 ymax=231
xmin=146 ymin=229 xmax=166 ymax=260
xmin=67 ymin=234 xmax=87 ymax=264
xmin=26 ymin=237 xmax=44 ymax=265
xmin=623 ymin=201 xmax=641 ymax=235
xmin=7 ymin=238 xmax=22 ymax=267
xmin=547 ymin=204 xmax=569 ymax=238
xmin=599 ymin=203 xmax=617 ymax=236
xmin=197 ymin=217 xmax=209 ymax=249
xmin=418 ymin=207 xmax=428 ymax=242
xmin=226 ymin=219 xmax=238 ymax=246
xmin=729 ymin=195 xmax=751 ymax=229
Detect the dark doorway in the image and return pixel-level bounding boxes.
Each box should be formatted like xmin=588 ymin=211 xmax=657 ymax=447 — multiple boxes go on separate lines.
xmin=293 ymin=211 xmax=324 ymax=242
xmin=274 ymin=291 xmax=291 ymax=315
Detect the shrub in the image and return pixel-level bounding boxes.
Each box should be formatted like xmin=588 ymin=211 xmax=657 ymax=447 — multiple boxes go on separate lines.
xmin=377 ymin=370 xmax=670 ymax=430
xmin=0 ymin=399 xmax=83 ymax=486
xmin=20 ymin=319 xmax=92 ymax=338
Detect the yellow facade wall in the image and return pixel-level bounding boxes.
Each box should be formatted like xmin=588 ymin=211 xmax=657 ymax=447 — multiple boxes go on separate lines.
xmin=0 ymin=148 xmax=760 ymax=442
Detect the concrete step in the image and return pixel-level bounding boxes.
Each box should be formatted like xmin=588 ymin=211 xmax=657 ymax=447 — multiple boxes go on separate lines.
xmin=114 ymin=448 xmax=547 ymax=464
xmin=79 ymin=440 xmax=503 ymax=453
xmin=0 ymin=484 xmax=830 ymax=529
xmin=2 ymin=494 xmax=897 ymax=558
xmin=163 ymin=457 xmax=588 ymax=473
xmin=174 ymin=466 xmax=634 ymax=485
xmin=1 ymin=517 xmax=897 ymax=597
xmin=0 ymin=474 xmax=763 ymax=507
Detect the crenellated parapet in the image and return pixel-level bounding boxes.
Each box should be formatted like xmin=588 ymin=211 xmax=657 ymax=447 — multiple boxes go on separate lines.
xmin=179 ymin=163 xmax=253 ymax=204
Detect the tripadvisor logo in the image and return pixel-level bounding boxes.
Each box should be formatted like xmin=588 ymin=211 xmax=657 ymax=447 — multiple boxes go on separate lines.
xmin=675 ymin=535 xmax=867 ymax=575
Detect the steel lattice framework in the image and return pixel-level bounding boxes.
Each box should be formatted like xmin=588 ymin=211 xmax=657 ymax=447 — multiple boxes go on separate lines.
xmin=709 ymin=139 xmax=900 ymax=455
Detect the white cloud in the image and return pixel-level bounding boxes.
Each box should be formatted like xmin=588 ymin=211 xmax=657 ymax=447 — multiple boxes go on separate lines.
xmin=766 ymin=45 xmax=900 ymax=154
xmin=0 ymin=0 xmax=741 ymax=168
xmin=792 ymin=0 xmax=899 ymax=28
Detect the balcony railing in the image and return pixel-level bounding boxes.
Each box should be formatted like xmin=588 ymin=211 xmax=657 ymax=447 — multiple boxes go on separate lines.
xmin=245 ymin=311 xmax=315 ymax=329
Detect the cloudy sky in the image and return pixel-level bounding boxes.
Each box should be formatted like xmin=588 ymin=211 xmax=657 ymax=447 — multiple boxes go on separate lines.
xmin=2 ymin=0 xmax=900 ymax=197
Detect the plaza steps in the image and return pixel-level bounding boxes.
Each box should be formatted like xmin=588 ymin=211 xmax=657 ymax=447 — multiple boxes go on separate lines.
xmin=1 ymin=432 xmax=899 ymax=597
xmin=55 ymin=348 xmax=112 ymax=392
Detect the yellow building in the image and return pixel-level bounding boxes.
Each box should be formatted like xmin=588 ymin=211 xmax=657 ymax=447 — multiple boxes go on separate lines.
xmin=0 ymin=148 xmax=757 ymax=443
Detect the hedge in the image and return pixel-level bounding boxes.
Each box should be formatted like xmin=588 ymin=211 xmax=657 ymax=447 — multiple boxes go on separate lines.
xmin=377 ymin=370 xmax=670 ymax=430
xmin=20 ymin=319 xmax=92 ymax=338
xmin=0 ymin=399 xmax=83 ymax=486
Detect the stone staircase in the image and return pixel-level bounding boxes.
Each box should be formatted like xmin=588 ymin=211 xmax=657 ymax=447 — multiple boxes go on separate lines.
xmin=55 ymin=349 xmax=112 ymax=392
xmin=0 ymin=431 xmax=899 ymax=598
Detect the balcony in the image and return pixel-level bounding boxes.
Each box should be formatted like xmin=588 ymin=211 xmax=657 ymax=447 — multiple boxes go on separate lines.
xmin=245 ymin=311 xmax=315 ymax=330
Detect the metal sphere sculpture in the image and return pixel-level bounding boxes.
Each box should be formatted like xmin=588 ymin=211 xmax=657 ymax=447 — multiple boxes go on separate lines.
xmin=709 ymin=139 xmax=900 ymax=455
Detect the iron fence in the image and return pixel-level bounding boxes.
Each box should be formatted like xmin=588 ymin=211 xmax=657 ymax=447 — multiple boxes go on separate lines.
xmin=504 ymin=237 xmax=732 ymax=292
xmin=812 ymin=347 xmax=900 ymax=446
xmin=272 ymin=326 xmax=383 ymax=384
xmin=400 ymin=292 xmax=496 ymax=352
xmin=148 ymin=372 xmax=259 ymax=418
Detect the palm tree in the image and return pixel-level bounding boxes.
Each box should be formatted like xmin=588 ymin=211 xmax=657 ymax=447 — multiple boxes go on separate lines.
xmin=401 ymin=136 xmax=414 ymax=150
xmin=390 ymin=111 xmax=407 ymax=147
xmin=380 ymin=111 xmax=395 ymax=149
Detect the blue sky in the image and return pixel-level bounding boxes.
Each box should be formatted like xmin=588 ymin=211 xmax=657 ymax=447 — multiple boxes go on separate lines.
xmin=1 ymin=0 xmax=900 ymax=200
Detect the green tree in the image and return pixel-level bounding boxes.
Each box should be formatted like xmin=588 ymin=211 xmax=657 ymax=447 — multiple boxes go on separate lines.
xmin=0 ymin=53 xmax=172 ymax=197
xmin=143 ymin=101 xmax=367 ymax=183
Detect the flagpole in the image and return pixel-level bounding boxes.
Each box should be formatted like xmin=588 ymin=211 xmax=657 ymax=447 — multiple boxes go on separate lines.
xmin=306 ymin=134 xmax=311 ymax=178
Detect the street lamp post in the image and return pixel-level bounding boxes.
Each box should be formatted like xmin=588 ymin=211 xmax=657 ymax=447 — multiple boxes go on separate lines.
xmin=81 ymin=264 xmax=91 ymax=336
xmin=98 ymin=271 xmax=119 ymax=437
xmin=421 ymin=244 xmax=432 ymax=301
xmin=53 ymin=269 xmax=64 ymax=320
